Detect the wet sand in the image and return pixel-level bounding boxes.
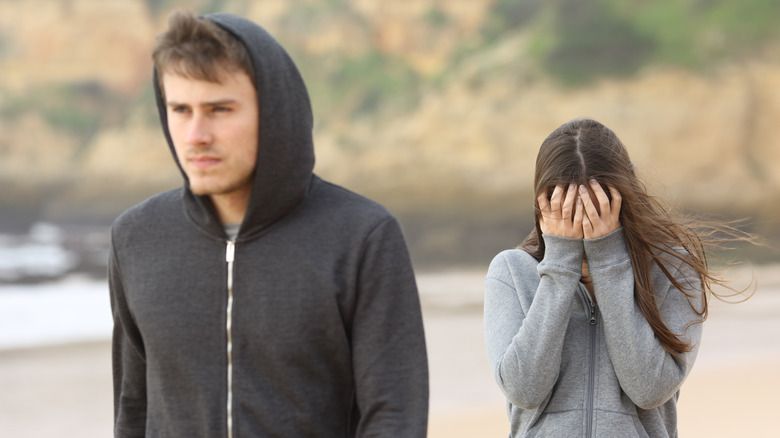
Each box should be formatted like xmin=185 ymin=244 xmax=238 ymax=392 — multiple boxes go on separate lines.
xmin=1 ymin=266 xmax=778 ymax=437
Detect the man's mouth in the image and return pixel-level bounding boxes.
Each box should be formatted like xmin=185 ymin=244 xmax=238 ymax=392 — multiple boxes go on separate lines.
xmin=188 ymin=156 xmax=221 ymax=169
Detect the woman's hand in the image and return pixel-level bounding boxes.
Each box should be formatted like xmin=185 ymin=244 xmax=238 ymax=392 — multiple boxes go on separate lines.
xmin=581 ymin=179 xmax=622 ymax=239
xmin=538 ymin=183 xmax=584 ymax=239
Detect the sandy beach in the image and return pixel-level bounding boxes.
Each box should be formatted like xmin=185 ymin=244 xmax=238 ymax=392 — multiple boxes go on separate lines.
xmin=1 ymin=265 xmax=778 ymax=437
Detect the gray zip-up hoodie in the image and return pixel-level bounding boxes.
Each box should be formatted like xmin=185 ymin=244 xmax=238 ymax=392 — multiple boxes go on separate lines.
xmin=109 ymin=13 xmax=428 ymax=438
xmin=484 ymin=229 xmax=702 ymax=437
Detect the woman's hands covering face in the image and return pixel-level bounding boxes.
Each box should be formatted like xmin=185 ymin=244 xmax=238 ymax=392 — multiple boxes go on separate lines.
xmin=538 ymin=180 xmax=622 ymax=240
xmin=581 ymin=179 xmax=622 ymax=239
xmin=537 ymin=183 xmax=584 ymax=239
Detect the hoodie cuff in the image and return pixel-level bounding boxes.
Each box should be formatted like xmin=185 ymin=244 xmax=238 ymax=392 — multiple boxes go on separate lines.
xmin=540 ymin=234 xmax=585 ymax=272
xmin=583 ymin=228 xmax=630 ymax=269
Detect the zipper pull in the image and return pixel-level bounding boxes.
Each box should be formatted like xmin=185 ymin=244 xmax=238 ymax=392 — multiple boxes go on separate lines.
xmin=226 ymin=240 xmax=235 ymax=263
xmin=589 ymin=307 xmax=597 ymax=325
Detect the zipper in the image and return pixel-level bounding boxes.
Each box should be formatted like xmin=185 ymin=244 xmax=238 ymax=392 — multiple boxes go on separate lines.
xmin=582 ymin=287 xmax=597 ymax=438
xmin=225 ymin=240 xmax=236 ymax=438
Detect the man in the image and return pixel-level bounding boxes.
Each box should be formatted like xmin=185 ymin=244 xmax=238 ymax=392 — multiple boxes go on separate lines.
xmin=109 ymin=11 xmax=428 ymax=437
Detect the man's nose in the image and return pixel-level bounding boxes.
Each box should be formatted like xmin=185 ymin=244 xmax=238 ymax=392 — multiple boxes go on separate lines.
xmin=185 ymin=115 xmax=213 ymax=145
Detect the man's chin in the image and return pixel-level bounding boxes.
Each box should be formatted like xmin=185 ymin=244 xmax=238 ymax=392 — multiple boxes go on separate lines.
xmin=187 ymin=177 xmax=253 ymax=199
xmin=188 ymin=183 xmax=215 ymax=196
xmin=188 ymin=183 xmax=239 ymax=197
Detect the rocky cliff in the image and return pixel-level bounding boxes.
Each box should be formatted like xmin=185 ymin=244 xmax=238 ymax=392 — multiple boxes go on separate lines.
xmin=1 ymin=0 xmax=778 ymax=264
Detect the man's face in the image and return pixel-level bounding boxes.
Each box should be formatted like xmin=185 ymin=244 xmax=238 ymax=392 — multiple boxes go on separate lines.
xmin=163 ymin=68 xmax=259 ymax=200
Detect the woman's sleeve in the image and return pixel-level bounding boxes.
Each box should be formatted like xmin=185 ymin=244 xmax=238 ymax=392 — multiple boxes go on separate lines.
xmin=585 ymin=229 xmax=703 ymax=409
xmin=483 ymin=236 xmax=583 ymax=409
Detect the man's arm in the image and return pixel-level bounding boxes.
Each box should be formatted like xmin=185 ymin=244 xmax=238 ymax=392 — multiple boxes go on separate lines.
xmin=350 ymin=217 xmax=429 ymax=437
xmin=108 ymin=234 xmax=148 ymax=438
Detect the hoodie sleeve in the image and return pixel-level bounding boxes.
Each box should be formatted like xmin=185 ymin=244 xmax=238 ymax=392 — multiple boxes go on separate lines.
xmin=584 ymin=229 xmax=703 ymax=409
xmin=350 ymin=217 xmax=429 ymax=437
xmin=484 ymin=236 xmax=584 ymax=409
xmin=109 ymin=231 xmax=148 ymax=438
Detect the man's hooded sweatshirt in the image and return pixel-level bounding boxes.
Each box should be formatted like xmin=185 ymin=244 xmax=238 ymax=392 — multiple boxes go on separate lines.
xmin=109 ymin=14 xmax=428 ymax=438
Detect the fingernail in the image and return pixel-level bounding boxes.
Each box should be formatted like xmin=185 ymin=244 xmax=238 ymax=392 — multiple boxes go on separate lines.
xmin=590 ymin=178 xmax=597 ymax=185
xmin=579 ymin=185 xmax=587 ymax=194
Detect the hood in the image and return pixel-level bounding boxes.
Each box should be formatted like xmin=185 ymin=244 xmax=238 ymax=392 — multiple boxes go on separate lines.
xmin=153 ymin=13 xmax=315 ymax=242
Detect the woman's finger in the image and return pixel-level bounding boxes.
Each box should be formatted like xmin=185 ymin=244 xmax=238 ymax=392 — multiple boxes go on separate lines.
xmin=537 ymin=188 xmax=557 ymax=233
xmin=580 ymin=184 xmax=600 ymax=223
xmin=581 ymin=198 xmax=592 ymax=238
xmin=573 ymin=195 xmax=584 ymax=233
xmin=589 ymin=179 xmax=611 ymax=218
xmin=537 ymin=191 xmax=550 ymax=214
xmin=607 ymin=184 xmax=622 ymax=221
xmin=561 ymin=183 xmax=577 ymax=221
xmin=549 ymin=184 xmax=564 ymax=217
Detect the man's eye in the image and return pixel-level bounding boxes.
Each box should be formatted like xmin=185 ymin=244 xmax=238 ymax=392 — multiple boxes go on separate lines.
xmin=171 ymin=106 xmax=189 ymax=114
xmin=213 ymin=106 xmax=231 ymax=113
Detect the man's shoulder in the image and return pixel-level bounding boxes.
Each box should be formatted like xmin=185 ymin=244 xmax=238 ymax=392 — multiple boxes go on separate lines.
xmin=112 ymin=188 xmax=184 ymax=231
xmin=310 ymin=176 xmax=394 ymax=222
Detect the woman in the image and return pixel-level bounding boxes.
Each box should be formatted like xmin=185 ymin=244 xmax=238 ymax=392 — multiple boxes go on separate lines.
xmin=484 ymin=118 xmax=752 ymax=437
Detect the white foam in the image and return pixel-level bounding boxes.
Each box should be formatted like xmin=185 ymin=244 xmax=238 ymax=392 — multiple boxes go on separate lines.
xmin=0 ymin=275 xmax=112 ymax=350
xmin=0 ymin=222 xmax=80 ymax=281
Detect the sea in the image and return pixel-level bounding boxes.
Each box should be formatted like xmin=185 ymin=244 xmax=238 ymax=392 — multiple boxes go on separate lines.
xmin=3 ymin=221 xmax=779 ymax=369
xmin=0 ymin=222 xmax=113 ymax=350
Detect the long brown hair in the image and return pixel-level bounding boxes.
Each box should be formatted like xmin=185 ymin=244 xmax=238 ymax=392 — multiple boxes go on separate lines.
xmin=521 ymin=118 xmax=755 ymax=356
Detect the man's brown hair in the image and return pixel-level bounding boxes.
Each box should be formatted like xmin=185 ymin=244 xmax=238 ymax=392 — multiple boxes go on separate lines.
xmin=152 ymin=10 xmax=255 ymax=91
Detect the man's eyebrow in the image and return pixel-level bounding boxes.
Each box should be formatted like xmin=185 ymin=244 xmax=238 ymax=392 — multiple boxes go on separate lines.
xmin=165 ymin=97 xmax=238 ymax=106
xmin=204 ymin=99 xmax=239 ymax=106
xmin=166 ymin=99 xmax=239 ymax=107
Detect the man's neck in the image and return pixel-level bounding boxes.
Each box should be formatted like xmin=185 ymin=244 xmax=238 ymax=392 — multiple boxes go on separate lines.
xmin=210 ymin=192 xmax=249 ymax=225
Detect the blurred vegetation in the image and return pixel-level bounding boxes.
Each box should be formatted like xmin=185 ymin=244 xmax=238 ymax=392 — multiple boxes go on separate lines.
xmin=0 ymin=0 xmax=776 ymax=175
xmin=9 ymin=0 xmax=776 ymax=140
xmin=423 ymin=5 xmax=451 ymax=29
xmin=144 ymin=0 xmax=233 ymax=17
xmin=495 ymin=0 xmax=780 ymax=85
xmin=333 ymin=52 xmax=421 ymax=116
xmin=0 ymin=82 xmax=123 ymax=156
xmin=539 ymin=0 xmax=654 ymax=85
xmin=288 ymin=0 xmax=780 ymax=112
xmin=481 ymin=0 xmax=545 ymax=42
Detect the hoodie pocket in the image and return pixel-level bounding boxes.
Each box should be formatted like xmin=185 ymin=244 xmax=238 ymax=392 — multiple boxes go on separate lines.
xmin=526 ymin=410 xmax=584 ymax=438
xmin=592 ymin=409 xmax=648 ymax=438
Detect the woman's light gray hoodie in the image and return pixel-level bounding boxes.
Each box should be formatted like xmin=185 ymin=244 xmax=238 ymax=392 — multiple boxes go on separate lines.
xmin=484 ymin=229 xmax=703 ymax=437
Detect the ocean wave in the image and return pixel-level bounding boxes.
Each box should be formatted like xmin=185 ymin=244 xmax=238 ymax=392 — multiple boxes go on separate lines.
xmin=0 ymin=275 xmax=111 ymax=350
